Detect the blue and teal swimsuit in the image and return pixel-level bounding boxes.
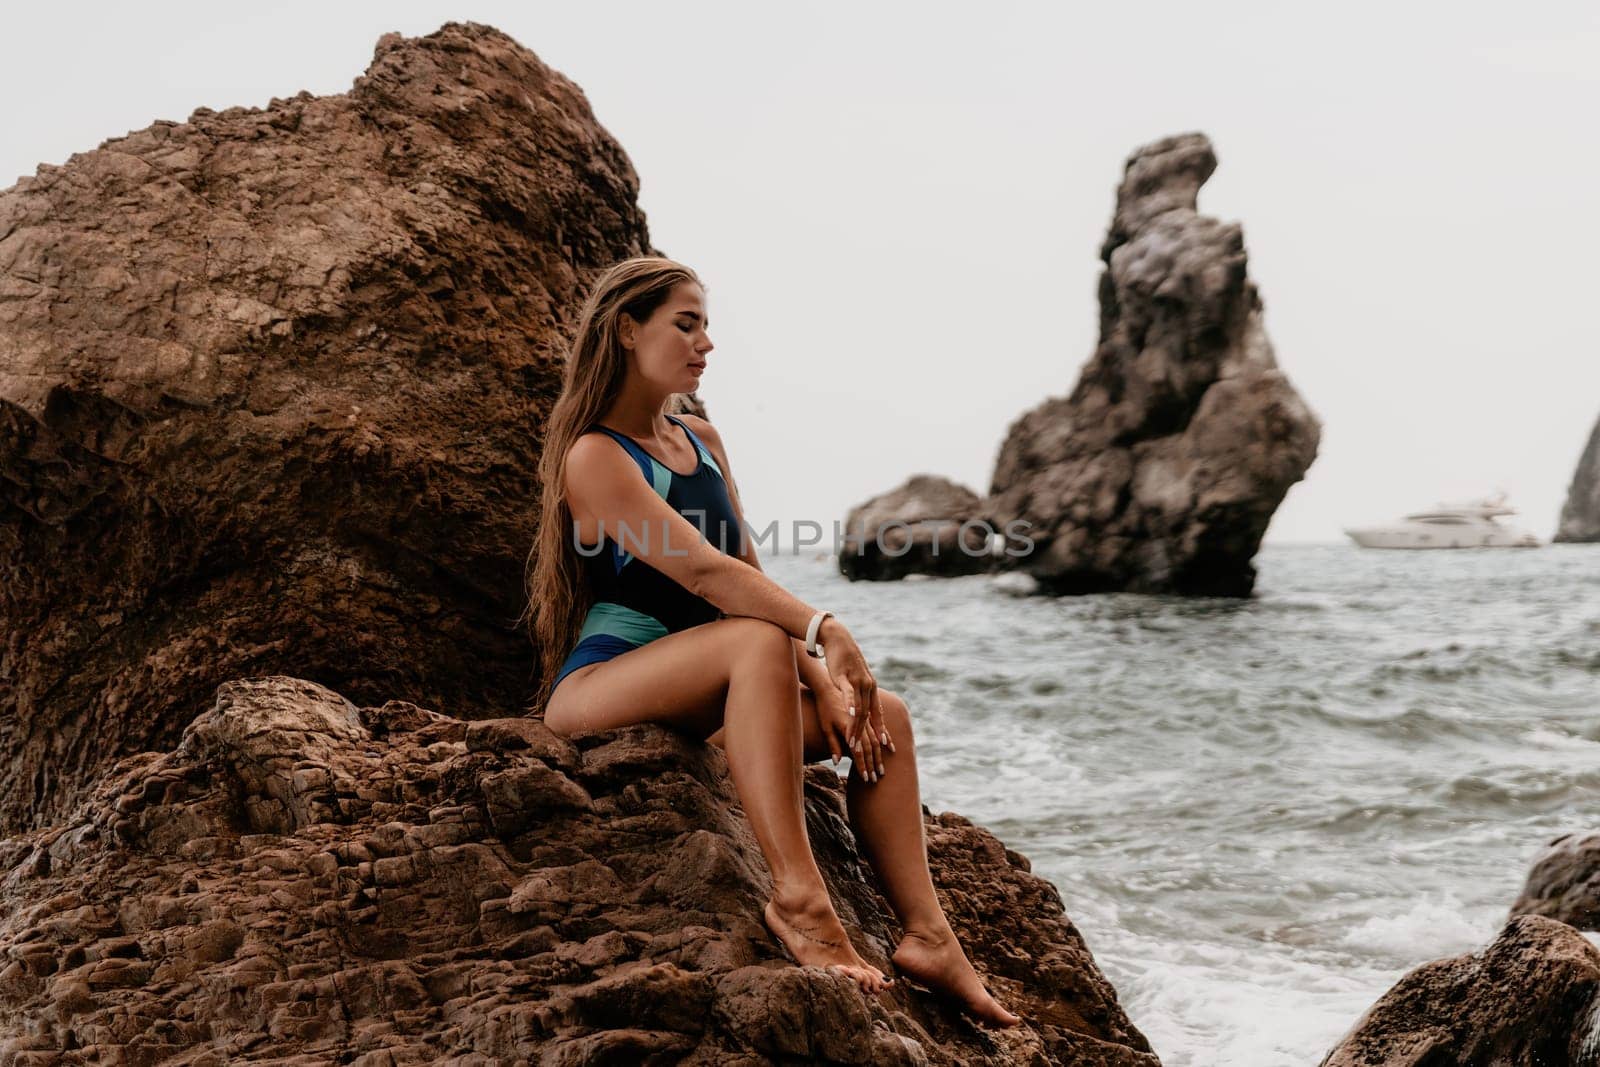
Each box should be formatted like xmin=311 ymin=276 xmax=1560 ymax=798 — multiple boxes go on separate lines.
xmin=550 ymin=414 xmax=747 ymax=693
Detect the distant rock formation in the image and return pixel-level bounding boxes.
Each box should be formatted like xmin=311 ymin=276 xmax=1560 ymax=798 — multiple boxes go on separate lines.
xmin=0 ymin=676 xmax=1159 ymax=1064
xmin=1320 ymin=916 xmax=1600 ymax=1065
xmin=1509 ymin=830 xmax=1600 ymax=930
xmin=842 ymin=133 xmax=1320 ymax=595
xmin=0 ymin=21 xmax=655 ymax=835
xmin=1556 ymin=416 xmax=1600 ymax=541
xmin=840 ymin=475 xmax=995 ymax=581
xmin=0 ymin=22 xmax=1158 ymax=1064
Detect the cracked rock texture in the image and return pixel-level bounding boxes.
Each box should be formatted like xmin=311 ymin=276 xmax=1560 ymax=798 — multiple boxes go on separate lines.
xmin=1319 ymin=916 xmax=1600 ymax=1066
xmin=844 ymin=133 xmax=1320 ymax=595
xmin=0 ymin=21 xmax=661 ymax=836
xmin=0 ymin=676 xmax=1158 ymax=1065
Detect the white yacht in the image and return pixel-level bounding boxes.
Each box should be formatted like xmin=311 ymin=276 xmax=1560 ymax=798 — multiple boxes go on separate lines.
xmin=1344 ymin=494 xmax=1541 ymax=550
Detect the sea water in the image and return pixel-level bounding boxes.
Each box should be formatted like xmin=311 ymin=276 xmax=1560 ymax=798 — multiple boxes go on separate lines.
xmin=762 ymin=543 xmax=1600 ymax=1064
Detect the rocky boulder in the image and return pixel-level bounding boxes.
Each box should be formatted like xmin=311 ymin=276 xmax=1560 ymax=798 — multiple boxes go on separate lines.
xmin=842 ymin=133 xmax=1319 ymax=595
xmin=0 ymin=675 xmax=1160 ymax=1065
xmin=839 ymin=475 xmax=997 ymax=581
xmin=1320 ymin=916 xmax=1600 ymax=1065
xmin=1556 ymin=415 xmax=1600 ymax=542
xmin=1509 ymin=830 xmax=1600 ymax=930
xmin=0 ymin=20 xmax=1157 ymax=1065
xmin=0 ymin=21 xmax=656 ymax=835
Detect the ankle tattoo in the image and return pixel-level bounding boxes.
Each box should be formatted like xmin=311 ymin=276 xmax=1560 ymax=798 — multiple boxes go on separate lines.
xmin=790 ymin=921 xmax=845 ymax=950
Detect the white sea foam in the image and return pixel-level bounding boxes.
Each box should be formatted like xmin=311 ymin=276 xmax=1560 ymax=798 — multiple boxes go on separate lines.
xmin=1337 ymin=896 xmax=1491 ymax=961
xmin=1110 ymin=937 xmax=1396 ymax=1067
xmin=763 ymin=545 xmax=1600 ymax=1063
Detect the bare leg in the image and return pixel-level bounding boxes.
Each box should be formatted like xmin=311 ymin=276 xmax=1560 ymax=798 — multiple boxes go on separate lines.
xmin=543 ymin=618 xmax=890 ymax=994
xmin=808 ymin=689 xmax=1023 ymax=1027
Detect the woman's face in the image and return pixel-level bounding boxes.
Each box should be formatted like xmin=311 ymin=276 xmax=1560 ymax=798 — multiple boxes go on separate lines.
xmin=621 ymin=281 xmax=712 ymax=394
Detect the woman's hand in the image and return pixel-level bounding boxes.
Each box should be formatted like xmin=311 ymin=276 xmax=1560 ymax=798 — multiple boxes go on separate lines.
xmin=813 ymin=676 xmax=857 ymax=767
xmin=819 ymin=618 xmax=892 ymax=782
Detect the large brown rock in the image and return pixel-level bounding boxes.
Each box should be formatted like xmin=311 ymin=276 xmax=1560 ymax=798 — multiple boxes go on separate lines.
xmin=0 ymin=676 xmax=1159 ymax=1065
xmin=0 ymin=21 xmax=1156 ymax=1065
xmin=842 ymin=134 xmax=1320 ymax=595
xmin=1509 ymin=830 xmax=1600 ymax=930
xmin=0 ymin=22 xmax=653 ymax=835
xmin=1556 ymin=415 xmax=1600 ymax=542
xmin=1320 ymin=915 xmax=1600 ymax=1065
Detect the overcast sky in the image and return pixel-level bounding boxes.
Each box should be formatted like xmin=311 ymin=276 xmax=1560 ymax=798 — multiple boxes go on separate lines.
xmin=4 ymin=1 xmax=1597 ymax=544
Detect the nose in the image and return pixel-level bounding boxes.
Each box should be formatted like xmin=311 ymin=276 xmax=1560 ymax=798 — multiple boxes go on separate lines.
xmin=697 ymin=336 xmax=713 ymax=355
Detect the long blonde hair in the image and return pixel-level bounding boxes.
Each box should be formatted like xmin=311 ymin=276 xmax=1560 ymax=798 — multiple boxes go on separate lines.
xmin=521 ymin=255 xmax=704 ymax=710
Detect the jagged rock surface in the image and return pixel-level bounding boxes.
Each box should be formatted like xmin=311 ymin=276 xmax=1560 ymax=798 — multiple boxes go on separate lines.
xmin=987 ymin=133 xmax=1319 ymax=596
xmin=840 ymin=475 xmax=995 ymax=581
xmin=0 ymin=676 xmax=1159 ymax=1065
xmin=1556 ymin=416 xmax=1600 ymax=542
xmin=0 ymin=22 xmax=656 ymax=835
xmin=1509 ymin=830 xmax=1600 ymax=930
xmin=1319 ymin=916 xmax=1600 ymax=1065
xmin=842 ymin=133 xmax=1319 ymax=595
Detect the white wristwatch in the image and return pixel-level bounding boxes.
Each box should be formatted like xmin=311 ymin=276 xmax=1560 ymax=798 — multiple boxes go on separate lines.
xmin=804 ymin=610 xmax=833 ymax=658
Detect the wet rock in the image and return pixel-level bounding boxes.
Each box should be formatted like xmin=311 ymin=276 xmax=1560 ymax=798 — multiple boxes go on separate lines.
xmin=1321 ymin=915 xmax=1600 ymax=1065
xmin=839 ymin=475 xmax=998 ymax=581
xmin=1509 ymin=830 xmax=1600 ymax=929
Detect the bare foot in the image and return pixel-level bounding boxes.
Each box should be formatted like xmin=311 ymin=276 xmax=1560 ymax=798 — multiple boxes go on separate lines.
xmin=891 ymin=927 xmax=1022 ymax=1028
xmin=763 ymin=891 xmax=894 ymax=996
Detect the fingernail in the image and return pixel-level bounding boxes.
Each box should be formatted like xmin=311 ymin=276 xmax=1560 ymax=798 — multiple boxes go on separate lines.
xmin=880 ymin=731 xmax=889 ymax=745
xmin=847 ymin=706 xmax=856 ymax=717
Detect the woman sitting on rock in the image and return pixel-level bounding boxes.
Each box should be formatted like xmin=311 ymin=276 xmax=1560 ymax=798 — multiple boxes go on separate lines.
xmin=523 ymin=255 xmax=1020 ymax=1027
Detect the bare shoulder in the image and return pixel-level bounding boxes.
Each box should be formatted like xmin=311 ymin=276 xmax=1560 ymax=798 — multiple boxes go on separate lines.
xmin=563 ymin=431 xmax=636 ymax=489
xmin=676 ymin=412 xmax=723 ymax=446
xmin=677 ymin=413 xmax=732 ymax=466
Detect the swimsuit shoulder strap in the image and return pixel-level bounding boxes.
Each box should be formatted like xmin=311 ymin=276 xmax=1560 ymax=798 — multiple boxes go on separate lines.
xmin=666 ymin=414 xmax=725 ymax=479
xmin=583 ymin=425 xmax=672 ymax=500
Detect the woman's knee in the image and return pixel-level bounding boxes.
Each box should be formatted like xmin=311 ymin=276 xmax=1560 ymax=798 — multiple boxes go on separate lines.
xmin=722 ymin=617 xmax=795 ymax=666
xmin=878 ymin=689 xmax=913 ymax=740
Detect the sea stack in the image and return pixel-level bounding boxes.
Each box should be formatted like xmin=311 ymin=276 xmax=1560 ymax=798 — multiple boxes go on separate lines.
xmin=1555 ymin=415 xmax=1600 ymax=541
xmin=842 ymin=133 xmax=1321 ymax=595
xmin=0 ymin=23 xmax=1159 ymax=1063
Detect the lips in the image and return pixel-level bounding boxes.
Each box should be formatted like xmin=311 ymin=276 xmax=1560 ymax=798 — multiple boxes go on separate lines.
xmin=688 ymin=362 xmax=706 ymax=371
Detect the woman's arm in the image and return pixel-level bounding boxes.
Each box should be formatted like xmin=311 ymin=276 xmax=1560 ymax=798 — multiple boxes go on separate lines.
xmin=565 ymin=432 xmax=821 ymax=638
xmin=680 ymin=415 xmax=835 ymax=693
xmin=661 ymin=415 xmax=890 ymax=769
